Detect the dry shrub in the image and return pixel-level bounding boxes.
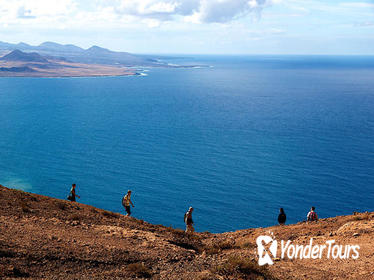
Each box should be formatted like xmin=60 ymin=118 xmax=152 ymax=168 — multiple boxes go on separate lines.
xmin=214 ymin=256 xmax=277 ymax=279
xmin=205 ymin=240 xmax=237 ymax=255
xmin=350 ymin=213 xmax=370 ymax=221
xmin=102 ymin=211 xmax=120 ymax=219
xmin=197 ymin=272 xmax=217 ymax=280
xmin=56 ymin=201 xmax=67 ymax=210
xmin=240 ymin=242 xmax=255 ymax=249
xmin=70 ymin=214 xmax=83 ymax=221
xmin=127 ymin=263 xmax=152 ymax=278
xmin=20 ymin=201 xmax=31 ymax=213
xmin=167 ymin=230 xmax=203 ymax=252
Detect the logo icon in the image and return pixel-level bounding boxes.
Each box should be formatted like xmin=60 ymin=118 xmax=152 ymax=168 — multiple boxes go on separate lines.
xmin=256 ymin=233 xmax=278 ymax=266
xmin=255 ymin=233 xmax=360 ymax=265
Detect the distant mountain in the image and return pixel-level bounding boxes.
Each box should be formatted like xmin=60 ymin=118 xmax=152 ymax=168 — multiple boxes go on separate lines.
xmin=16 ymin=42 xmax=31 ymax=49
xmin=0 ymin=41 xmax=14 ymax=48
xmin=38 ymin=41 xmax=84 ymax=53
xmin=0 ymin=41 xmax=158 ymax=66
xmin=0 ymin=49 xmax=48 ymax=63
xmin=0 ymin=47 xmax=141 ymax=77
xmin=86 ymin=45 xmax=111 ymax=54
xmin=0 ymin=66 xmax=36 ymax=72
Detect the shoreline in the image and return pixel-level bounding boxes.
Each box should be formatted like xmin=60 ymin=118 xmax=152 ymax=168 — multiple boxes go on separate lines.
xmin=0 ymin=72 xmax=138 ymax=78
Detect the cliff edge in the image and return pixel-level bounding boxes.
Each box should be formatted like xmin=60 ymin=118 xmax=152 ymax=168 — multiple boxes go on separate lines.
xmin=0 ymin=185 xmax=373 ymax=279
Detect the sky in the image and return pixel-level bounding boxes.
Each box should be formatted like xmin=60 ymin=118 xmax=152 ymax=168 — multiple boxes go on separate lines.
xmin=0 ymin=0 xmax=373 ymax=54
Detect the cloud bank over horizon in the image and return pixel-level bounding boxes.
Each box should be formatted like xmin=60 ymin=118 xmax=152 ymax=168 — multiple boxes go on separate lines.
xmin=113 ymin=0 xmax=277 ymax=24
xmin=0 ymin=0 xmax=373 ymax=55
xmin=0 ymin=0 xmax=277 ymax=27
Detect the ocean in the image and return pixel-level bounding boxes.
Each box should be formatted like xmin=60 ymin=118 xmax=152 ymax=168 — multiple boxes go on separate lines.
xmin=1 ymin=55 xmax=373 ymax=233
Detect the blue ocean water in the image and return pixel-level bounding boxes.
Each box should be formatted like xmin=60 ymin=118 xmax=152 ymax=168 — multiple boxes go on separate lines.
xmin=0 ymin=55 xmax=374 ymax=233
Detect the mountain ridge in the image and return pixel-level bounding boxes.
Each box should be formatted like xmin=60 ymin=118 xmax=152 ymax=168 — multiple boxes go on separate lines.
xmin=0 ymin=40 xmax=154 ymax=66
xmin=1 ymin=49 xmax=49 ymax=63
xmin=0 ymin=185 xmax=373 ymax=279
xmin=0 ymin=49 xmax=138 ymax=77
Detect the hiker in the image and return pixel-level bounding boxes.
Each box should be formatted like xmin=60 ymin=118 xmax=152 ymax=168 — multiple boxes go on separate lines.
xmin=67 ymin=183 xmax=80 ymax=202
xmin=278 ymin=208 xmax=286 ymax=225
xmin=184 ymin=207 xmax=194 ymax=233
xmin=307 ymin=206 xmax=318 ymax=222
xmin=122 ymin=190 xmax=135 ymax=216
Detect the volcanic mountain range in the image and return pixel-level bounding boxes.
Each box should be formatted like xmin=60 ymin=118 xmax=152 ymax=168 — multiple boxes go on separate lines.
xmin=0 ymin=41 xmax=162 ymax=77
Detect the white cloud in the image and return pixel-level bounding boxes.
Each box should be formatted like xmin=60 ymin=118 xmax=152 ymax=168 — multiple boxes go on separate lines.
xmin=113 ymin=0 xmax=275 ymax=23
xmin=17 ymin=7 xmax=35 ymax=19
xmin=0 ymin=0 xmax=77 ymax=25
xmin=340 ymin=2 xmax=374 ymax=9
xmin=0 ymin=0 xmax=279 ymax=30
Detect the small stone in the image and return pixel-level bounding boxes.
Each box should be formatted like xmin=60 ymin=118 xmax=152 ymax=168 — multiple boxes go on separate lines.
xmin=353 ymin=233 xmax=360 ymax=237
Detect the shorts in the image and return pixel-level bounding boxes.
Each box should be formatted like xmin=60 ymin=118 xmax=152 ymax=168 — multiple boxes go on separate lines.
xmin=125 ymin=206 xmax=131 ymax=215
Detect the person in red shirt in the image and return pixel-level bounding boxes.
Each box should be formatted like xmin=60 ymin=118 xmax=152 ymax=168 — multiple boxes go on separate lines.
xmin=307 ymin=206 xmax=318 ymax=222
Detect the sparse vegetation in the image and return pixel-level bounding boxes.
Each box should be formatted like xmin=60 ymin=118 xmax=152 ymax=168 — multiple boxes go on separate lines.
xmin=205 ymin=240 xmax=238 ymax=255
xmin=102 ymin=210 xmax=120 ymax=219
xmin=56 ymin=201 xmax=67 ymax=210
xmin=214 ymin=255 xmax=277 ymax=279
xmin=70 ymin=214 xmax=83 ymax=221
xmin=2 ymin=185 xmax=374 ymax=280
xmin=127 ymin=263 xmax=152 ymax=278
xmin=350 ymin=213 xmax=370 ymax=221
xmin=240 ymin=242 xmax=255 ymax=249
xmin=20 ymin=200 xmax=31 ymax=213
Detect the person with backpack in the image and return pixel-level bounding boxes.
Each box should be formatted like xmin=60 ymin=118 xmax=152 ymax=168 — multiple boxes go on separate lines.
xmin=122 ymin=190 xmax=135 ymax=216
xmin=307 ymin=206 xmax=318 ymax=222
xmin=278 ymin=208 xmax=286 ymax=225
xmin=67 ymin=183 xmax=80 ymax=202
xmin=184 ymin=207 xmax=194 ymax=233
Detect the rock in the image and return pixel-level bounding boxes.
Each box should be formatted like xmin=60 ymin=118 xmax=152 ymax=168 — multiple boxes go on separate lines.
xmin=353 ymin=233 xmax=360 ymax=237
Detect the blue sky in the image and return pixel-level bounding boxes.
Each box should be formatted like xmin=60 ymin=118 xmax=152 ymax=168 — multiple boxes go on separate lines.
xmin=0 ymin=0 xmax=373 ymax=54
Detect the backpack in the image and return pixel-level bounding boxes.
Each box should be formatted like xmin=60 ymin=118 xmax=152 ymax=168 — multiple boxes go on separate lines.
xmin=308 ymin=211 xmax=317 ymax=221
xmin=67 ymin=192 xmax=73 ymax=201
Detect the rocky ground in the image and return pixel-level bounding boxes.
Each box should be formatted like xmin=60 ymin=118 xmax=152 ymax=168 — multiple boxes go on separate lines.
xmin=0 ymin=185 xmax=373 ymax=279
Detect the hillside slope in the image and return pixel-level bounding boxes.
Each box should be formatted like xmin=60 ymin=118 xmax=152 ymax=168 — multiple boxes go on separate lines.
xmin=0 ymin=185 xmax=373 ymax=279
xmin=0 ymin=41 xmax=156 ymax=66
xmin=0 ymin=49 xmax=137 ymax=77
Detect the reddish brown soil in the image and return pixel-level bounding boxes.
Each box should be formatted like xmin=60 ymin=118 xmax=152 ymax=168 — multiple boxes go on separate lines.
xmin=1 ymin=185 xmax=373 ymax=279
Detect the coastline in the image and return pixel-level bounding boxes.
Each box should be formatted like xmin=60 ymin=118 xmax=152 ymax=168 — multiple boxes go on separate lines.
xmin=0 ymin=72 xmax=138 ymax=78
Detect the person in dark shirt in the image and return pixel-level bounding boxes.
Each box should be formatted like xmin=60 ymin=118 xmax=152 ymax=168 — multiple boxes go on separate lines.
xmin=67 ymin=183 xmax=80 ymax=202
xmin=184 ymin=207 xmax=194 ymax=233
xmin=278 ymin=208 xmax=286 ymax=225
